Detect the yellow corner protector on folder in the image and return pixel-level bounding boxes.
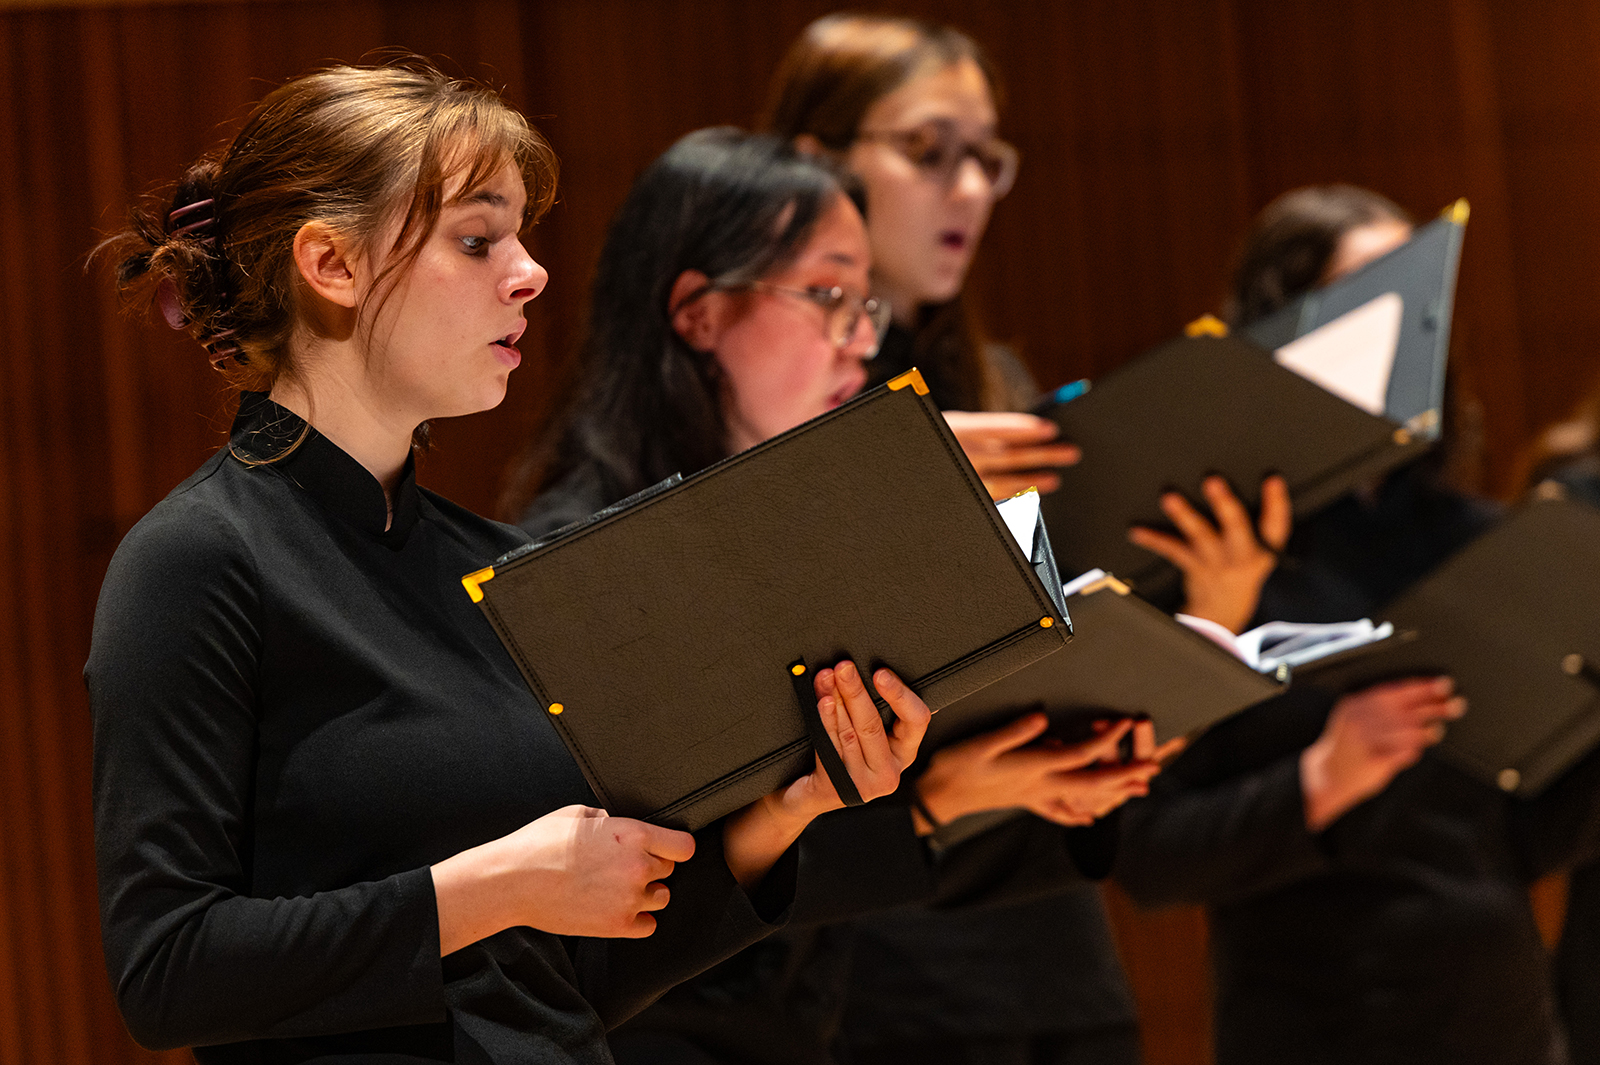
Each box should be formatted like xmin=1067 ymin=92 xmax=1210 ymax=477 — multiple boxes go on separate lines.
xmin=1443 ymin=198 xmax=1470 ymax=225
xmin=1185 ymin=314 xmax=1229 ymax=338
xmin=887 ymin=368 xmax=930 ymax=395
xmin=1077 ymin=575 xmax=1132 ymax=597
xmin=462 ymin=566 xmax=495 ymax=603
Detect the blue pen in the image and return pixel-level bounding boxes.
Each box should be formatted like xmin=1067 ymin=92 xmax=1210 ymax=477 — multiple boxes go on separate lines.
xmin=1049 ymin=378 xmax=1091 ymax=406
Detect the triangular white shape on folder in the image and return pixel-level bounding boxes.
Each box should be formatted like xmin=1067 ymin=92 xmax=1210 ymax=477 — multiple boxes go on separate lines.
xmin=995 ymin=489 xmax=1041 ymax=556
xmin=1273 ymin=291 xmax=1403 ymax=416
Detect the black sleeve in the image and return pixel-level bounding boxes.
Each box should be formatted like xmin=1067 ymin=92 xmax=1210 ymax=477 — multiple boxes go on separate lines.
xmin=86 ymin=499 xmax=445 ymax=1051
xmin=1114 ymin=692 xmax=1335 ymax=908
xmin=585 ymin=825 xmax=796 ymax=1028
xmin=1510 ymin=737 xmax=1600 ymax=878
xmin=787 ymin=803 xmax=936 ymax=925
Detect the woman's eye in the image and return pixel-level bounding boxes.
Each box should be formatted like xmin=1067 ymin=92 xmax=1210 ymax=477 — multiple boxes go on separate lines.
xmin=461 ymin=236 xmax=490 ymax=254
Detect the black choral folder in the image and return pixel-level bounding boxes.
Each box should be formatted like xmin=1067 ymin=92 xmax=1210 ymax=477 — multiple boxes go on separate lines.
xmin=1038 ymin=201 xmax=1466 ymax=597
xmin=927 ymin=572 xmax=1283 ymax=751
xmin=1037 ymin=333 xmax=1434 ymax=595
xmin=462 ymin=371 xmax=1072 ymax=831
xmin=1301 ymin=498 xmax=1600 ymax=797
xmin=1244 ymin=201 xmax=1468 ymax=441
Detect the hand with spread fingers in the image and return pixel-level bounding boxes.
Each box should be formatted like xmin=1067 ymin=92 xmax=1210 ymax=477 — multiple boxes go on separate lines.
xmin=943 ymin=410 xmax=1082 ymax=500
xmin=722 ymin=659 xmax=931 ymax=887
xmin=1128 ymin=474 xmax=1292 ymax=634
xmin=913 ymin=713 xmax=1185 ymax=831
xmin=1301 ymin=676 xmax=1466 ymax=831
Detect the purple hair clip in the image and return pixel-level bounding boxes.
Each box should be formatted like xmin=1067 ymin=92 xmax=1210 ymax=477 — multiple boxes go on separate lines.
xmin=168 ymin=197 xmax=216 ymax=239
xmin=203 ymin=328 xmax=244 ymax=370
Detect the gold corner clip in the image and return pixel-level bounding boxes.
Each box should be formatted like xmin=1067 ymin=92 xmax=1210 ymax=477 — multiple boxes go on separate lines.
xmin=1039 ymin=617 xmax=1055 ymax=628
xmin=462 ymin=566 xmax=496 ymax=603
xmin=548 ymin=702 xmax=565 ymax=715
xmin=791 ymin=663 xmax=807 ymax=676
xmin=1077 ymin=574 xmax=1132 ymax=597
xmin=1443 ymin=198 xmax=1470 ymax=226
xmin=887 ymin=368 xmax=930 ymax=395
xmin=1185 ymin=314 xmax=1229 ymax=338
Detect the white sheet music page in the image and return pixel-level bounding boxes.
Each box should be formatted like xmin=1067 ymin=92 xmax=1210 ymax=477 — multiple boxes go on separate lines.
xmin=995 ymin=488 xmax=1041 ymax=556
xmin=1273 ymin=291 xmax=1403 ymax=416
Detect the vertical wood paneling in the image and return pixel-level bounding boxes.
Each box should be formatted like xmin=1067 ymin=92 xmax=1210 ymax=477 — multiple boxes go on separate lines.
xmin=3 ymin=2 xmax=1598 ymax=1062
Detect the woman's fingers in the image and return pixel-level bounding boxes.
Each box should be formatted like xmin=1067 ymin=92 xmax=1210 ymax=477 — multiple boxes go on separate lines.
xmin=638 ymin=822 xmax=696 ymax=864
xmin=1159 ymin=490 xmax=1222 ymax=552
xmin=1202 ymin=477 xmax=1258 ymax=555
xmin=1128 ymin=525 xmax=1201 ymax=571
xmin=971 ymin=442 xmax=1083 ymax=473
xmin=638 ymin=880 xmax=672 ymax=912
xmin=943 ymin=410 xmax=1063 ymax=446
xmin=969 ymin=711 xmax=1053 ymax=759
xmin=1258 ymin=474 xmax=1293 ymax=550
xmin=824 ymin=659 xmax=889 ymax=783
xmin=872 ymin=667 xmax=930 ymax=769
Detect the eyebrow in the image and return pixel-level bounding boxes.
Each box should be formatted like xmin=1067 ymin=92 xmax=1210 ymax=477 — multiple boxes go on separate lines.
xmin=825 ymin=252 xmax=861 ymax=266
xmin=454 ymin=189 xmax=514 ymax=210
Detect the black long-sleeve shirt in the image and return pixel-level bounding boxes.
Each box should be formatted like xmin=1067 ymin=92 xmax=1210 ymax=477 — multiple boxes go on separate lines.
xmin=1117 ymin=469 xmax=1600 ymax=1064
xmin=86 ymin=394 xmax=788 ymax=1064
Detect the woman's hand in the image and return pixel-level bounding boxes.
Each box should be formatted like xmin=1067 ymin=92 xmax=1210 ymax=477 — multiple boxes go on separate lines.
xmin=914 ymin=713 xmax=1184 ymax=830
xmin=431 ymin=804 xmax=697 ymax=953
xmin=722 ymin=660 xmax=930 ymax=888
xmin=943 ymin=411 xmax=1081 ymax=500
xmin=1300 ymin=677 xmax=1465 ymax=831
xmin=1128 ymin=474 xmax=1292 ymax=634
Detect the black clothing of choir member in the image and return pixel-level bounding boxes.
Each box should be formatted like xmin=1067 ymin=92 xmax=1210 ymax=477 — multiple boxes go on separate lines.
xmin=1117 ymin=465 xmax=1600 ymax=1064
xmin=840 ymin=323 xmax=1139 ymax=1065
xmin=1547 ymin=458 xmax=1600 ymax=1065
xmin=88 ymin=394 xmax=792 ymax=1065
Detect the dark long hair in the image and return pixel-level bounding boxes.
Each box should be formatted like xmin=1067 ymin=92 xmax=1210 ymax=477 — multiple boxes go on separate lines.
xmin=1225 ymin=184 xmax=1412 ymax=327
xmin=500 ymin=128 xmax=851 ymax=519
xmin=762 ymin=13 xmax=1018 ymax=412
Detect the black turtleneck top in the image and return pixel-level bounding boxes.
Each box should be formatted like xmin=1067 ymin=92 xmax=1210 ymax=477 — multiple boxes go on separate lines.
xmin=86 ymin=394 xmax=788 ymax=1065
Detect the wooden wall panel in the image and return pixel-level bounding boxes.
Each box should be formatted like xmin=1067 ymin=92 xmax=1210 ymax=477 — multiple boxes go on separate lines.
xmin=3 ymin=1 xmax=1599 ymax=1063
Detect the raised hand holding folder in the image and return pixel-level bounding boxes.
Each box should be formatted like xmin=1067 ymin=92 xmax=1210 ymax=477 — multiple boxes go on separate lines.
xmin=1036 ymin=201 xmax=1466 ymax=597
xmin=463 ymin=371 xmax=1072 ymax=830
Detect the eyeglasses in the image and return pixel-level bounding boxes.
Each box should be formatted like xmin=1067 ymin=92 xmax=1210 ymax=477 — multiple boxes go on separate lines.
xmin=856 ymin=126 xmax=1020 ymax=200
xmin=722 ymin=283 xmax=890 ymax=355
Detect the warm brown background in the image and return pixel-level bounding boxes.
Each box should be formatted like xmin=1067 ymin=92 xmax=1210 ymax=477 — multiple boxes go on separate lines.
xmin=2 ymin=0 xmax=1596 ymax=1062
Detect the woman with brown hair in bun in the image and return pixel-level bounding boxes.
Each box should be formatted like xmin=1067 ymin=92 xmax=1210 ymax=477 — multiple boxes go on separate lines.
xmin=86 ymin=60 xmax=934 ymax=1064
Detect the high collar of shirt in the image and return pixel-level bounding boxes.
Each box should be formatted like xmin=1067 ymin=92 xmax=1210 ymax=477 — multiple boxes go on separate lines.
xmin=229 ymin=391 xmax=422 ymax=547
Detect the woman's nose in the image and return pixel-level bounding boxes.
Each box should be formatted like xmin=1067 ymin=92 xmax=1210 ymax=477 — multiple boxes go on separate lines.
xmin=842 ymin=310 xmax=880 ymax=361
xmin=504 ymin=240 xmax=548 ymax=303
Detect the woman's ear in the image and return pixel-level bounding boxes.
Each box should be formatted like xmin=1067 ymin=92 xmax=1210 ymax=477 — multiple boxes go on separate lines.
xmin=292 ymin=221 xmax=360 ymax=310
xmin=669 ymin=269 xmax=723 ymax=352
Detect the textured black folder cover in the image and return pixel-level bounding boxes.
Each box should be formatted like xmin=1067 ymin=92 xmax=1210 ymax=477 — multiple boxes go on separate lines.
xmin=927 ymin=580 xmax=1282 ymax=750
xmin=470 ymin=381 xmax=1071 ymax=830
xmin=1244 ymin=207 xmax=1466 ymax=438
xmin=1038 ymin=334 xmax=1431 ymax=594
xmin=1303 ymin=499 xmax=1600 ymax=796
